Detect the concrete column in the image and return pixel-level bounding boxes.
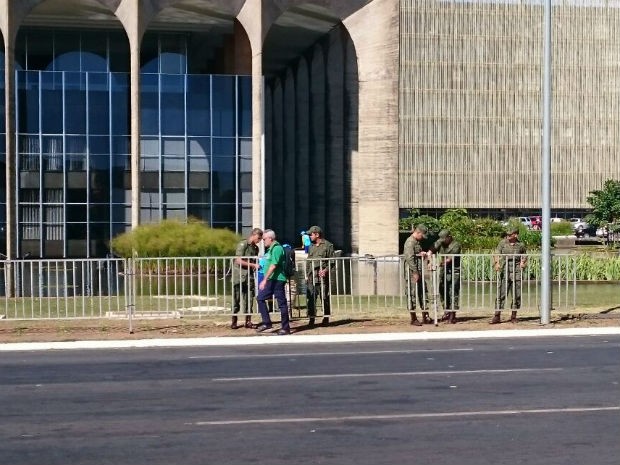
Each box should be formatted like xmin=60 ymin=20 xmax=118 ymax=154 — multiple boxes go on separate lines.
xmin=326 ymin=27 xmax=345 ymax=249
xmin=271 ymin=79 xmax=284 ymax=231
xmin=295 ymin=57 xmax=310 ymax=231
xmin=3 ymin=34 xmax=15 ymax=260
xmin=264 ymin=83 xmax=273 ymax=226
xmin=310 ymin=44 xmax=326 ymax=228
xmin=238 ymin=0 xmax=264 ymax=229
xmin=344 ymin=36 xmax=360 ymax=253
xmin=344 ymin=0 xmax=399 ymax=255
xmin=283 ymin=68 xmax=296 ymax=239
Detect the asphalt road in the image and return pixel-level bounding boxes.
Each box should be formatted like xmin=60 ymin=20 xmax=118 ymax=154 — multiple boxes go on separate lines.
xmin=1 ymin=336 xmax=619 ymax=465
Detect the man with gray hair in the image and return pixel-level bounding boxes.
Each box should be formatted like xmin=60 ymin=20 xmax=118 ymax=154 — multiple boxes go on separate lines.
xmin=256 ymin=229 xmax=291 ymax=335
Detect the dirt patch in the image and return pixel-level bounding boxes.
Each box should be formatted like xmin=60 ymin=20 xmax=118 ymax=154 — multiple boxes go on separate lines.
xmin=1 ymin=310 xmax=618 ymax=344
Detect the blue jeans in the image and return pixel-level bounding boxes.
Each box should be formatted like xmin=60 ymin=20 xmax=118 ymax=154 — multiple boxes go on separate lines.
xmin=257 ymin=279 xmax=289 ymax=330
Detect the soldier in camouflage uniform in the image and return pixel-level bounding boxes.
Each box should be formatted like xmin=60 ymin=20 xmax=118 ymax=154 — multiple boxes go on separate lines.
xmin=403 ymin=224 xmax=431 ymax=326
xmin=305 ymin=225 xmax=335 ymax=327
xmin=491 ymin=227 xmax=527 ymax=324
xmin=230 ymin=228 xmax=263 ymax=329
xmin=432 ymin=229 xmax=462 ymax=324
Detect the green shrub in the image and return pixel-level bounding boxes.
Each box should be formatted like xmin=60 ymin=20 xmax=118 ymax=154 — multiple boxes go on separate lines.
xmin=110 ymin=218 xmax=240 ymax=258
xmin=550 ymin=221 xmax=573 ymax=236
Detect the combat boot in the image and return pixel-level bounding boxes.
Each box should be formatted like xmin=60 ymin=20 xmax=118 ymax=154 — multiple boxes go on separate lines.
xmin=410 ymin=312 xmax=422 ymax=326
xmin=244 ymin=315 xmax=256 ymax=329
xmin=230 ymin=316 xmax=240 ymax=329
xmin=489 ymin=311 xmax=501 ymax=324
xmin=510 ymin=311 xmax=518 ymax=323
xmin=448 ymin=311 xmax=457 ymax=324
xmin=421 ymin=311 xmax=432 ymax=324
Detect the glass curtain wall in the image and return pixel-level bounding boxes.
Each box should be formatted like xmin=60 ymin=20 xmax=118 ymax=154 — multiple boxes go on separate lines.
xmin=16 ymin=30 xmax=130 ymax=258
xmin=140 ymin=32 xmax=252 ymax=233
xmin=15 ymin=30 xmax=251 ymax=258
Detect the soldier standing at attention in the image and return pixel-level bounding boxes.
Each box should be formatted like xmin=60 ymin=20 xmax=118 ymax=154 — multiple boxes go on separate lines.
xmin=492 ymin=227 xmax=527 ymax=324
xmin=230 ymin=228 xmax=263 ymax=329
xmin=403 ymin=224 xmax=431 ymax=326
xmin=431 ymin=229 xmax=462 ymax=324
xmin=305 ymin=225 xmax=335 ymax=327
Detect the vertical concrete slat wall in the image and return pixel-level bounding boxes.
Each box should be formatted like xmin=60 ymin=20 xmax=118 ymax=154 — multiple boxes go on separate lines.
xmin=295 ymin=57 xmax=310 ymax=232
xmin=283 ymin=69 xmax=296 ymax=239
xmin=309 ymin=44 xmax=327 ymax=230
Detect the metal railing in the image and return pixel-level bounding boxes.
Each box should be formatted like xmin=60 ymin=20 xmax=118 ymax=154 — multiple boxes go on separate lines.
xmin=0 ymin=253 xmax=599 ymax=326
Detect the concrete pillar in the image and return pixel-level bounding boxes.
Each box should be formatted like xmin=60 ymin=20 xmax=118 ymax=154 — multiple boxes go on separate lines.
xmin=2 ymin=28 xmax=14 ymax=260
xmin=283 ymin=68 xmax=296 ymax=239
xmin=264 ymin=83 xmax=273 ymax=227
xmin=326 ymin=27 xmax=345 ymax=249
xmin=344 ymin=0 xmax=399 ymax=255
xmin=237 ymin=0 xmax=264 ymax=229
xmin=295 ymin=57 xmax=310 ymax=232
xmin=344 ymin=35 xmax=360 ymax=253
xmin=310 ymin=44 xmax=326 ymax=228
xmin=271 ymin=79 xmax=284 ymax=231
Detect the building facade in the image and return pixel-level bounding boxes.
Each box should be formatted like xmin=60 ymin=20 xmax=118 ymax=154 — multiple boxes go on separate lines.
xmin=1 ymin=0 xmax=617 ymax=259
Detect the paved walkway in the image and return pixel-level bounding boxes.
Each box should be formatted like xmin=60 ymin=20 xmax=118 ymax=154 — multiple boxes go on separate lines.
xmin=2 ymin=326 xmax=620 ymax=352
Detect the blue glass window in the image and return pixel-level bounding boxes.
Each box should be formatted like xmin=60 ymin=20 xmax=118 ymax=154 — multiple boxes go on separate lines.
xmin=212 ymin=76 xmax=236 ymax=137
xmin=141 ymin=74 xmax=159 ymax=135
xmin=187 ymin=75 xmax=210 ymax=136
xmin=41 ymin=72 xmax=63 ymax=134
xmin=160 ymin=74 xmax=185 ymax=135
xmin=65 ymin=73 xmax=87 ymax=134
xmin=88 ymin=73 xmax=110 ymax=135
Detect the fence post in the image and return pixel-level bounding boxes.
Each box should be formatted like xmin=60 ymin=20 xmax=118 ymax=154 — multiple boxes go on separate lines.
xmin=430 ymin=254 xmax=439 ymax=326
xmin=126 ymin=257 xmax=135 ymax=334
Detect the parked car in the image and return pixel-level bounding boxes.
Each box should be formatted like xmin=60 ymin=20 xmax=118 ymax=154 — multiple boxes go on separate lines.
xmin=596 ymin=226 xmax=608 ymax=238
xmin=518 ymin=216 xmax=533 ymax=229
xmin=570 ymin=218 xmax=596 ymax=237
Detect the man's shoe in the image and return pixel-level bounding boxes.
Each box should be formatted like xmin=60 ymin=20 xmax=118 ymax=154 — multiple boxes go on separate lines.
xmin=308 ymin=318 xmax=316 ymax=329
xmin=410 ymin=318 xmax=422 ymax=326
xmin=421 ymin=312 xmax=432 ymax=324
xmin=255 ymin=324 xmax=272 ymax=333
xmin=489 ymin=311 xmax=502 ymax=324
xmin=321 ymin=318 xmax=330 ymax=327
xmin=277 ymin=329 xmax=291 ymax=335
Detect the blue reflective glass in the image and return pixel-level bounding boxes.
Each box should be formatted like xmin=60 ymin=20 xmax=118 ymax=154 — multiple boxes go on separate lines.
xmin=212 ymin=156 xmax=235 ymax=202
xmin=238 ymin=77 xmax=252 ymax=137
xmin=212 ymin=138 xmax=235 ymax=156
xmin=17 ymin=71 xmax=39 ymax=133
xmin=88 ymin=73 xmax=110 ymax=135
xmin=161 ymin=74 xmax=185 ymax=135
xmin=111 ymin=73 xmax=129 ymax=135
xmin=212 ymin=76 xmax=235 ymax=137
xmin=65 ymin=73 xmax=87 ymax=134
xmin=41 ymin=72 xmax=63 ymax=134
xmin=141 ymin=74 xmax=159 ymax=134
xmin=187 ymin=75 xmax=210 ymax=136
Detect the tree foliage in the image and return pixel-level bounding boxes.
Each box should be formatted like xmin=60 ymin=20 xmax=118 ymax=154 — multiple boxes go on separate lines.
xmin=585 ymin=179 xmax=620 ymax=227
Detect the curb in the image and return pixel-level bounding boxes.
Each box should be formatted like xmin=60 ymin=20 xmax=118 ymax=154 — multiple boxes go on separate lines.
xmin=1 ymin=326 xmax=620 ymax=352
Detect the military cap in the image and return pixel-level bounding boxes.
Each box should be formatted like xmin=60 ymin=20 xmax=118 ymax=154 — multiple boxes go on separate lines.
xmin=307 ymin=225 xmax=323 ymax=235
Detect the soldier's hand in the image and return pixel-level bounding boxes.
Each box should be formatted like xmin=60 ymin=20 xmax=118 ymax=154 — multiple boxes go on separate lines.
xmin=494 ymin=263 xmax=500 ymax=272
xmin=413 ymin=272 xmax=420 ymax=282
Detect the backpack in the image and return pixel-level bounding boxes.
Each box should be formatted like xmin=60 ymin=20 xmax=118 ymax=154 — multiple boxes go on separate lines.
xmin=282 ymin=244 xmax=296 ymax=278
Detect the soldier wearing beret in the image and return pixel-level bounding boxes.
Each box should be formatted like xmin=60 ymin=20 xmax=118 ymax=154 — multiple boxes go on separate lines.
xmin=403 ymin=224 xmax=431 ymax=325
xmin=492 ymin=227 xmax=527 ymax=324
xmin=305 ymin=225 xmax=335 ymax=327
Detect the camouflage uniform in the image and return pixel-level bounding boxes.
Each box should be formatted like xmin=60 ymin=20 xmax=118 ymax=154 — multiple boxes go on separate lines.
xmin=433 ymin=237 xmax=462 ymax=311
xmin=495 ymin=237 xmax=527 ymax=310
xmin=231 ymin=239 xmax=259 ymax=315
xmin=403 ymin=234 xmax=429 ymax=312
xmin=306 ymin=238 xmax=335 ymax=321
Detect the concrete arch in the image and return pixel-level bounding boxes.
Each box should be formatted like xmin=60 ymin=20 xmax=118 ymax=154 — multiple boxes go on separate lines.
xmin=263 ymin=3 xmax=359 ymax=251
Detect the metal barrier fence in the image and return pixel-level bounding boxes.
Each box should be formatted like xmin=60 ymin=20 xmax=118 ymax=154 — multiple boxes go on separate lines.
xmin=0 ymin=253 xmax=589 ymax=327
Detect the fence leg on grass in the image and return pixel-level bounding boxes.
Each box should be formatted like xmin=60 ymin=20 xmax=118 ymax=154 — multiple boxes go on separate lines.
xmin=126 ymin=258 xmax=135 ymax=334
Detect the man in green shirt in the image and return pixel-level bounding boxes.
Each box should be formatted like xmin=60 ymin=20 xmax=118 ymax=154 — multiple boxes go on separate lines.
xmin=230 ymin=228 xmax=262 ymax=329
xmin=256 ymin=229 xmax=291 ymax=335
xmin=492 ymin=227 xmax=527 ymax=324
xmin=305 ymin=225 xmax=335 ymax=327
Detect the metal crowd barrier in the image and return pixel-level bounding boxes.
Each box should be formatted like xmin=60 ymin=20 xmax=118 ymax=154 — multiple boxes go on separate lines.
xmin=0 ymin=253 xmax=583 ymax=326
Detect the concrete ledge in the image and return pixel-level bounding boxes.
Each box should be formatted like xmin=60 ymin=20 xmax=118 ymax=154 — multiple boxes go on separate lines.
xmin=1 ymin=326 xmax=619 ymax=352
